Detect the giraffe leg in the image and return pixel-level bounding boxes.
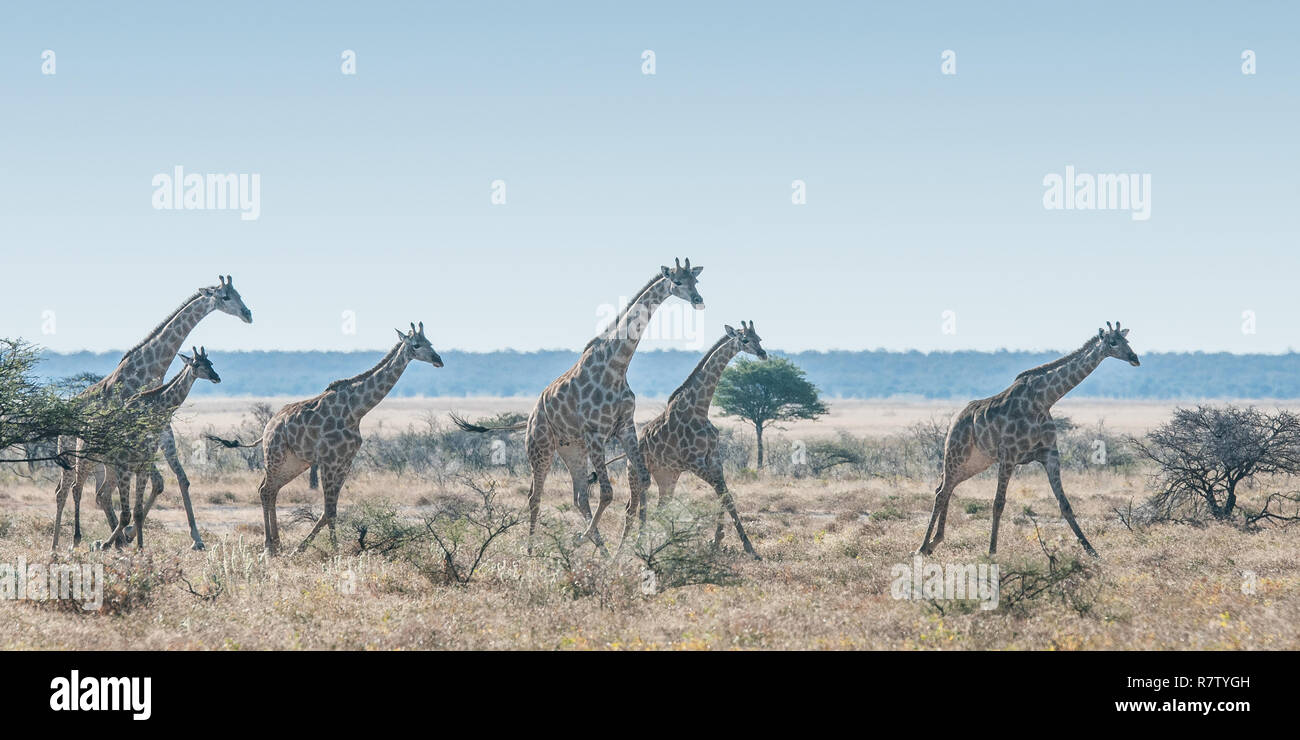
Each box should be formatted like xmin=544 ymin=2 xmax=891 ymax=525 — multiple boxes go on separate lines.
xmin=160 ymin=425 xmax=205 ymax=550
xmin=616 ymin=421 xmax=652 ymax=551
xmin=1039 ymin=448 xmax=1098 ymax=557
xmin=988 ymin=461 xmax=1015 ymax=555
xmin=91 ymin=462 xmax=124 ymax=547
xmin=123 ymin=465 xmax=163 ymax=540
xmin=258 ymin=457 xmax=308 ymax=556
xmin=918 ymin=476 xmax=953 ymax=556
xmin=579 ymin=433 xmax=613 ymax=552
xmin=258 ymin=473 xmax=283 ymax=555
xmin=69 ymin=440 xmax=97 ymax=548
xmin=557 ymin=445 xmax=592 ymax=522
xmin=90 ymin=467 xmax=112 ymax=543
xmin=51 ymin=435 xmax=75 ymax=551
xmin=101 ymin=467 xmax=133 ymax=550
xmin=126 ymin=466 xmax=165 ymax=543
xmin=525 ymin=435 xmax=556 ymax=556
xmin=918 ymin=447 xmax=989 ymax=555
xmin=698 ymin=459 xmax=759 ymax=560
xmin=298 ymin=463 xmax=346 ymax=553
xmin=132 ymin=468 xmax=149 ymax=550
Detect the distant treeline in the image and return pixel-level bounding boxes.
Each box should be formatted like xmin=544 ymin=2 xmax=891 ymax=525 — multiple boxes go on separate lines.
xmin=34 ymin=349 xmax=1300 ymax=400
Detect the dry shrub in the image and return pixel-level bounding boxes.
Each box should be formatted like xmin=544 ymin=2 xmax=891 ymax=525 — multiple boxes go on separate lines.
xmin=996 ymin=516 xmax=1103 ymax=617
xmin=414 ymin=478 xmax=522 ymax=586
xmin=532 ymin=516 xmax=639 ymax=610
xmin=632 ymin=499 xmax=739 ymax=590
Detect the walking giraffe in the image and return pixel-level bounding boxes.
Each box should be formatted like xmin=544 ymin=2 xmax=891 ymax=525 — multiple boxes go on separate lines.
xmin=100 ymin=348 xmax=222 ymax=550
xmin=454 ymin=259 xmax=705 ymax=552
xmin=639 ymin=321 xmax=766 ymax=559
xmin=917 ymin=322 xmax=1141 ymax=558
xmin=51 ymin=276 xmax=253 ymax=551
xmin=209 ymin=323 xmax=443 ymax=555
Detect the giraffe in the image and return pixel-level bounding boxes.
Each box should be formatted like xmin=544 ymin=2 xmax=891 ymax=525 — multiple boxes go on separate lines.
xmin=917 ymin=321 xmax=1141 ymax=558
xmin=453 ymin=259 xmax=705 ymax=553
xmin=208 ymin=323 xmax=442 ymax=555
xmin=99 ymin=348 xmax=222 ymax=550
xmin=51 ymin=276 xmax=253 ymax=551
xmin=639 ymin=321 xmax=765 ymax=559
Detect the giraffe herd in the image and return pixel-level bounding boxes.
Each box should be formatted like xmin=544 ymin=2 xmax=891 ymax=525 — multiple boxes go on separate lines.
xmin=44 ymin=266 xmax=1142 ymax=562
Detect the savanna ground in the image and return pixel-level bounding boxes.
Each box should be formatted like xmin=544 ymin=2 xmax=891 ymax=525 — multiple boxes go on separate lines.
xmin=1 ymin=399 xmax=1297 ymax=650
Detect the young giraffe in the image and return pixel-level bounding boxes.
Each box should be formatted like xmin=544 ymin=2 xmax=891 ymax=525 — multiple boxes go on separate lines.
xmin=51 ymin=276 xmax=253 ymax=551
xmin=100 ymin=348 xmax=222 ymax=550
xmin=209 ymin=323 xmax=442 ymax=555
xmin=640 ymin=321 xmax=766 ymax=559
xmin=917 ymin=322 xmax=1141 ymax=558
xmin=454 ymin=259 xmax=705 ymax=552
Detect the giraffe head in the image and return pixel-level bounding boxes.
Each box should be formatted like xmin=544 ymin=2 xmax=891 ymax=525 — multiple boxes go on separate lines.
xmin=1098 ymin=321 xmax=1140 ymax=367
xmin=396 ymin=322 xmax=444 ymax=367
xmin=725 ymin=320 xmax=768 ymax=360
xmin=200 ymin=275 xmax=253 ymax=324
xmin=179 ymin=346 xmax=221 ymax=384
xmin=660 ymin=258 xmax=705 ymax=310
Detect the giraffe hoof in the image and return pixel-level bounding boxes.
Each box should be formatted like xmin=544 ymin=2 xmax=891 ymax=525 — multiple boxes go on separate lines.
xmin=191 ymin=541 xmax=206 ymax=551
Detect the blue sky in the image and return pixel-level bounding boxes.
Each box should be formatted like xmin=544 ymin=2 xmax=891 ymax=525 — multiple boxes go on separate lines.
xmin=1 ymin=1 xmax=1297 ymax=355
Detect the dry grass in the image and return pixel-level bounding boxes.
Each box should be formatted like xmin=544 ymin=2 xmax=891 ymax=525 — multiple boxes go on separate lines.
xmin=2 ymin=398 xmax=1298 ymax=650
xmin=2 ymin=468 xmax=1297 ymax=650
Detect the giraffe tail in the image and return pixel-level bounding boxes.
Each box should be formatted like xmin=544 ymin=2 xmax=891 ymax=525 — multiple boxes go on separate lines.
xmin=204 ymin=434 xmax=263 ymax=449
xmin=449 ymin=412 xmax=526 ymax=434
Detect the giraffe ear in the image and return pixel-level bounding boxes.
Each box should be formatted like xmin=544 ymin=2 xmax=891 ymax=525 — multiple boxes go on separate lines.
xmin=661 ymin=265 xmax=671 ymax=278
xmin=178 ymin=353 xmax=192 ymax=365
xmin=1120 ymin=328 xmax=1130 ymax=337
xmin=690 ymin=266 xmax=703 ymax=277
xmin=724 ymin=324 xmax=737 ymax=337
xmin=395 ymin=328 xmax=406 ymax=342
xmin=1098 ymin=328 xmax=1105 ymax=339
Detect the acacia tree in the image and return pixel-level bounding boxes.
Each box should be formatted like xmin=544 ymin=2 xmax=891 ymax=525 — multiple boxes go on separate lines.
xmin=714 ymin=356 xmax=828 ymax=468
xmin=1130 ymin=405 xmax=1300 ymax=521
xmin=0 ymin=339 xmax=151 ymax=468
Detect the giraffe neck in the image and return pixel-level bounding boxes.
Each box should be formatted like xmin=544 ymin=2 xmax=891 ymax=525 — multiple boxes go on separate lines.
xmin=1036 ymin=337 xmax=1105 ymax=407
xmin=673 ymin=336 xmax=741 ymax=416
xmin=339 ymin=342 xmax=412 ymax=424
xmin=595 ymin=275 xmax=673 ymax=377
xmin=115 ymin=294 xmax=216 ymax=394
xmin=153 ymin=365 xmax=201 ymax=413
